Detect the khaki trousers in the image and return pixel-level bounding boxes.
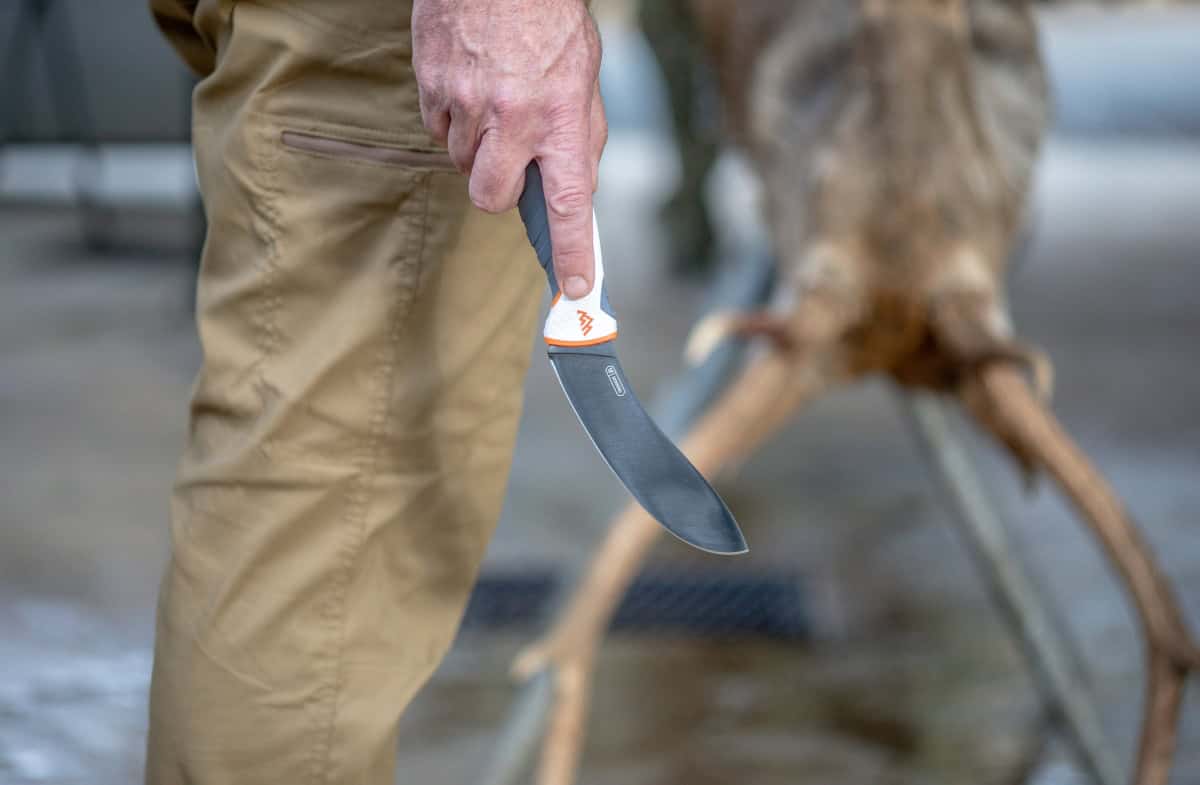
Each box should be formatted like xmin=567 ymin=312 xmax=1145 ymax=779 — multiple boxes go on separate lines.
xmin=145 ymin=2 xmax=543 ymax=782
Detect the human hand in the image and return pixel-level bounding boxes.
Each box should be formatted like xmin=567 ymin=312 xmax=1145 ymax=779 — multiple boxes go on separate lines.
xmin=412 ymin=0 xmax=607 ymax=299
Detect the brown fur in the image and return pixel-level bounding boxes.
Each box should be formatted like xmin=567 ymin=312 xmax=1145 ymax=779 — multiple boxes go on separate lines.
xmin=691 ymin=0 xmax=1048 ymax=391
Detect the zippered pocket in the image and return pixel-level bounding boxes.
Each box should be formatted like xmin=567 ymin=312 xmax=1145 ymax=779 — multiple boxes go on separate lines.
xmin=280 ymin=130 xmax=456 ymax=171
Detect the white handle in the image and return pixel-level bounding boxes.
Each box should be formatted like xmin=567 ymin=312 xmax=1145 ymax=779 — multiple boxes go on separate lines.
xmin=542 ymin=213 xmax=617 ymax=348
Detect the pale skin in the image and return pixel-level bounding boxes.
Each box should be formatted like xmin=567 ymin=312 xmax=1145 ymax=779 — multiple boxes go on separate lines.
xmin=412 ymin=0 xmax=608 ymax=300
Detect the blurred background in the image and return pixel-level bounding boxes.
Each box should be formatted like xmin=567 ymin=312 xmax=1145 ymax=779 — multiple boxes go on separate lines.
xmin=1 ymin=1 xmax=1198 ymax=784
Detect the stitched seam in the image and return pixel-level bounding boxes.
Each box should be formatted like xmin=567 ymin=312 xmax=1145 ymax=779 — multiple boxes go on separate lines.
xmin=314 ymin=175 xmax=433 ymax=785
xmin=410 ymin=175 xmax=435 ymax=307
xmin=247 ymin=112 xmax=323 ymax=783
xmin=256 ymin=124 xmax=284 ymax=358
xmin=245 ymin=116 xmax=332 ymax=779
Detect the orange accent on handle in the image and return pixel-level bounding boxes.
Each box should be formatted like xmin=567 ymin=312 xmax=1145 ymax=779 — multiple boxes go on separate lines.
xmin=545 ymin=332 xmax=618 ymax=348
xmin=577 ymin=310 xmax=595 ymax=336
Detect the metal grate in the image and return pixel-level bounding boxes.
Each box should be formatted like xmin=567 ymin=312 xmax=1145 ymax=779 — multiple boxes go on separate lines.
xmin=461 ymin=569 xmax=809 ymax=640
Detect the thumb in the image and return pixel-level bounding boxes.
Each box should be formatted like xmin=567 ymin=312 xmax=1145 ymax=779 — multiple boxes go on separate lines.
xmin=537 ymin=146 xmax=595 ymax=300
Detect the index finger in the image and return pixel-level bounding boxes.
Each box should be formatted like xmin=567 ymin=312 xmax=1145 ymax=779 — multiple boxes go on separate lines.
xmin=537 ymin=142 xmax=595 ymax=301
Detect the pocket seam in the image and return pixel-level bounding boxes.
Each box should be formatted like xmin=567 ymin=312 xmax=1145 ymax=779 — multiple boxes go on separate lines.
xmin=279 ymin=129 xmax=455 ymax=172
xmin=250 ymin=108 xmax=438 ymax=158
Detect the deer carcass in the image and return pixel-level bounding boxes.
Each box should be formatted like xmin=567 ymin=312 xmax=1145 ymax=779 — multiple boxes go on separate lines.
xmin=512 ymin=2 xmax=1200 ymax=784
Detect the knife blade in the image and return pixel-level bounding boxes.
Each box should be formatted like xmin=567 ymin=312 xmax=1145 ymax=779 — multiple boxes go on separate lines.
xmin=517 ymin=162 xmax=747 ymax=556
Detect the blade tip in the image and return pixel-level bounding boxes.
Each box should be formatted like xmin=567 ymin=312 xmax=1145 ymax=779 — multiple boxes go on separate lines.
xmin=689 ymin=539 xmax=750 ymax=557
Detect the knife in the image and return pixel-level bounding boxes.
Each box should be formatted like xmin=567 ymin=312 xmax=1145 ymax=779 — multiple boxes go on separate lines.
xmin=516 ymin=162 xmax=748 ymax=556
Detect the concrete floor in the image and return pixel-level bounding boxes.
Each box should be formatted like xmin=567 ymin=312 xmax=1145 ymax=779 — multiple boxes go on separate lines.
xmin=1 ymin=132 xmax=1198 ymax=784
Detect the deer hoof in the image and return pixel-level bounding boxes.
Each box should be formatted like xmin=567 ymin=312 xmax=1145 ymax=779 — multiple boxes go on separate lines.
xmin=685 ymin=313 xmax=736 ymax=366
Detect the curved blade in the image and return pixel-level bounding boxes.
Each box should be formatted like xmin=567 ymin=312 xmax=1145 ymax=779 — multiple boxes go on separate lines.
xmin=517 ymin=161 xmax=747 ymax=555
xmin=549 ymin=347 xmax=747 ymax=555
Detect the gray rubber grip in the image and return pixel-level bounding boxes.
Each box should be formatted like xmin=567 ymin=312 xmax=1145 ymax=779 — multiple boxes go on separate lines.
xmin=517 ymin=162 xmax=559 ymax=296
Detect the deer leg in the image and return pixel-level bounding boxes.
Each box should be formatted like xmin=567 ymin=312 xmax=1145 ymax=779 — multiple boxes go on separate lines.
xmin=931 ymin=290 xmax=1052 ymax=485
xmin=512 ymin=349 xmax=837 ymax=785
xmin=961 ymin=362 xmax=1200 ymax=785
xmin=933 ymin=290 xmax=1054 ymax=402
xmin=509 ymin=491 xmax=665 ymax=785
xmin=685 ymin=310 xmax=797 ymax=366
xmin=904 ymin=392 xmax=1124 ymax=785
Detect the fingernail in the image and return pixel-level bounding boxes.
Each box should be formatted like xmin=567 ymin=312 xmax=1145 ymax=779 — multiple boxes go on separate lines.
xmin=564 ymin=276 xmax=590 ymax=299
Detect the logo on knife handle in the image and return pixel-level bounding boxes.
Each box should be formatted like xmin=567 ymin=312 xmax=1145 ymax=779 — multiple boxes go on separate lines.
xmin=605 ymin=365 xmax=626 ymax=397
xmin=577 ymin=310 xmax=594 ymax=336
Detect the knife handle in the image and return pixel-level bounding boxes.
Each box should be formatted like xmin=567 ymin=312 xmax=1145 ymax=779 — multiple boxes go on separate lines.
xmin=518 ymin=162 xmax=618 ymax=349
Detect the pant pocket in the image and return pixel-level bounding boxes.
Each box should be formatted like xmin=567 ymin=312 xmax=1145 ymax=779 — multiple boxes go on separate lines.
xmin=280 ymin=130 xmax=456 ymax=172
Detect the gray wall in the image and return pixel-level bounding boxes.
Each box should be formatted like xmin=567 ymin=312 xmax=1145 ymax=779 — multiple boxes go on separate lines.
xmin=1 ymin=0 xmax=194 ymax=142
xmin=1041 ymin=9 xmax=1200 ymax=137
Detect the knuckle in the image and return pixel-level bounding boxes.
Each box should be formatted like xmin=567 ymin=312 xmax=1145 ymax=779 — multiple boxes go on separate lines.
xmin=412 ymin=58 xmax=436 ymax=87
xmin=488 ymin=84 xmax=526 ymax=121
xmin=470 ymin=193 xmax=503 ymax=214
xmin=447 ymin=76 xmax=478 ymax=113
xmin=450 ymin=152 xmax=474 ymax=176
xmin=423 ymin=118 xmax=448 ymax=143
xmin=470 ymin=189 xmax=502 ymax=214
xmin=418 ymin=93 xmax=449 ymax=140
xmin=545 ymin=185 xmax=590 ymax=221
xmin=545 ymin=102 xmax=587 ymax=136
xmin=469 ymin=172 xmax=508 ymax=214
xmin=446 ymin=133 xmax=474 ymax=170
xmin=416 ymin=69 xmax=445 ymax=104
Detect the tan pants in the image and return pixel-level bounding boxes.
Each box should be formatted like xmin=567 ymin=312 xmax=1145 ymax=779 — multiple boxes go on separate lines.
xmin=145 ymin=2 xmax=543 ymax=783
